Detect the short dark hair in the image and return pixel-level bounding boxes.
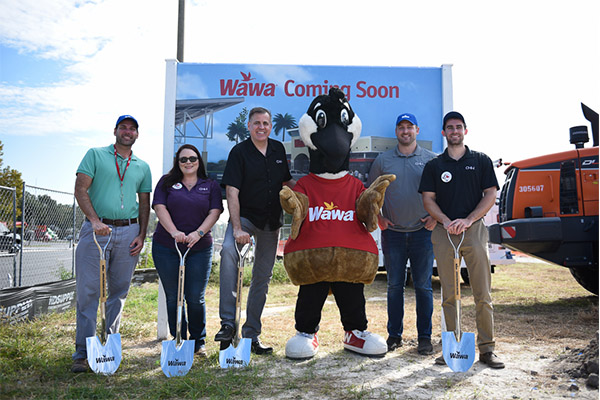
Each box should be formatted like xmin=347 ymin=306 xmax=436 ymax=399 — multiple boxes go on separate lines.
xmin=162 ymin=144 xmax=208 ymax=189
xmin=248 ymin=107 xmax=272 ymax=122
xmin=443 ymin=111 xmax=466 ymax=130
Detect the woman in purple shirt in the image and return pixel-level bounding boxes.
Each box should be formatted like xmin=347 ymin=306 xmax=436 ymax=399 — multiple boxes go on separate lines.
xmin=152 ymin=144 xmax=223 ymax=356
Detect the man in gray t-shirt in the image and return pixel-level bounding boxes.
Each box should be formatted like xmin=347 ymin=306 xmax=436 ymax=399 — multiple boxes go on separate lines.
xmin=367 ymin=113 xmax=436 ymax=355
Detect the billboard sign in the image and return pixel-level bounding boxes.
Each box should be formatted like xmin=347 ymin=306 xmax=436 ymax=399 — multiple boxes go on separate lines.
xmin=163 ymin=62 xmax=452 ymax=184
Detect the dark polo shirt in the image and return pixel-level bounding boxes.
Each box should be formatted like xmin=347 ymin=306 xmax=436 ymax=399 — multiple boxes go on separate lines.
xmin=152 ymin=175 xmax=224 ymax=250
xmin=221 ymin=138 xmax=292 ymax=230
xmin=418 ymin=146 xmax=499 ymax=221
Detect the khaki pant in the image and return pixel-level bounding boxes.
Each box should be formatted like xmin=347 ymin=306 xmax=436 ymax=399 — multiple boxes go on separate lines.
xmin=432 ymin=219 xmax=495 ymax=353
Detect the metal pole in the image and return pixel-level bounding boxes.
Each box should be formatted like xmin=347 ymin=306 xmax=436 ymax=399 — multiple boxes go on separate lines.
xmin=12 ymin=187 xmax=17 ymax=287
xmin=19 ymin=182 xmax=25 ymax=287
xmin=72 ymin=194 xmax=76 ymax=278
xmin=177 ymin=0 xmax=185 ymax=62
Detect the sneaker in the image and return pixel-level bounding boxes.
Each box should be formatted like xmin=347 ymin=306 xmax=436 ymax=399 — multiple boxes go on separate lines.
xmin=251 ymin=339 xmax=273 ymax=355
xmin=435 ymin=354 xmax=446 ymax=365
xmin=285 ymin=332 xmax=319 ymax=359
xmin=214 ymin=324 xmax=235 ymax=342
xmin=386 ymin=336 xmax=402 ymax=352
xmin=417 ymin=338 xmax=434 ymax=355
xmin=479 ymin=352 xmax=505 ymax=369
xmin=343 ymin=330 xmax=387 ymax=357
xmin=71 ymin=358 xmax=89 ymax=373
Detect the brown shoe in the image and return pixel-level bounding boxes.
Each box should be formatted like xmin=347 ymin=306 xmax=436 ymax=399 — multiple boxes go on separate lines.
xmin=195 ymin=344 xmax=208 ymax=358
xmin=479 ymin=352 xmax=505 ymax=369
xmin=71 ymin=358 xmax=89 ymax=373
xmin=435 ymin=355 xmax=446 ymax=365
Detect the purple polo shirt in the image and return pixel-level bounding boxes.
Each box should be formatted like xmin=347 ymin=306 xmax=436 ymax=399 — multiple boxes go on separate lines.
xmin=152 ymin=175 xmax=224 ymax=250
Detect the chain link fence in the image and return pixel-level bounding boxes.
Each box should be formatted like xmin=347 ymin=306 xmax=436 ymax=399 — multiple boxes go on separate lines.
xmin=0 ymin=184 xmax=84 ymax=289
xmin=0 ymin=186 xmax=19 ymax=288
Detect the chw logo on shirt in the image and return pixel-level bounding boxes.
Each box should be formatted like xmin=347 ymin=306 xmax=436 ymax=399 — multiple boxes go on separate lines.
xmin=308 ymin=201 xmax=355 ymax=222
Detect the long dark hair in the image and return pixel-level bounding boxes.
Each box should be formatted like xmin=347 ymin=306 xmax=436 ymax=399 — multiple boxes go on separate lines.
xmin=162 ymin=144 xmax=208 ymax=190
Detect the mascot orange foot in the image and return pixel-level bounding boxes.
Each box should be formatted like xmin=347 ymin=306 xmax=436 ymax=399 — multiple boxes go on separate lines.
xmin=280 ymin=87 xmax=395 ymax=359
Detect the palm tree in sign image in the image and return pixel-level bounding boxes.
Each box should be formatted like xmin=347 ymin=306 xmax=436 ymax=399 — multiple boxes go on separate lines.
xmin=227 ymin=107 xmax=250 ymax=143
xmin=273 ymin=113 xmax=297 ymax=142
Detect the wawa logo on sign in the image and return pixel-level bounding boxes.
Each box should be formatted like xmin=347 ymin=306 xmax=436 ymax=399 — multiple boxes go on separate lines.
xmin=219 ymin=72 xmax=404 ymax=101
xmin=308 ymin=201 xmax=355 ymax=222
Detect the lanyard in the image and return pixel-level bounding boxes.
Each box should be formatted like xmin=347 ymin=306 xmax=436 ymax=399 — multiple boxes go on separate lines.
xmin=114 ymin=145 xmax=132 ymax=209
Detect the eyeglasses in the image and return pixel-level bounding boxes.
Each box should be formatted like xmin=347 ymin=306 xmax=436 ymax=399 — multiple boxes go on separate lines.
xmin=178 ymin=156 xmax=198 ymax=163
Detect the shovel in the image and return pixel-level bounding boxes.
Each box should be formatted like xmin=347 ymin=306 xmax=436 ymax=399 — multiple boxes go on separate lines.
xmin=219 ymin=239 xmax=253 ymax=369
xmin=161 ymin=239 xmax=195 ymax=377
xmin=441 ymin=231 xmax=476 ymax=372
xmin=86 ymin=230 xmax=122 ymax=375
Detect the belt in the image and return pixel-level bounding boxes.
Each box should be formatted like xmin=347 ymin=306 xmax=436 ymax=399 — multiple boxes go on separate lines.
xmin=87 ymin=217 xmax=138 ymax=226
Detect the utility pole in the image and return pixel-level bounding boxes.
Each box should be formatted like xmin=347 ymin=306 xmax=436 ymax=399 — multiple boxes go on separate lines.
xmin=159 ymin=0 xmax=186 ymax=340
xmin=177 ymin=0 xmax=185 ymax=62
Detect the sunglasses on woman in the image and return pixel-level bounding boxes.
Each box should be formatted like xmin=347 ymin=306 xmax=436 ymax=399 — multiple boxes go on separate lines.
xmin=178 ymin=156 xmax=198 ymax=163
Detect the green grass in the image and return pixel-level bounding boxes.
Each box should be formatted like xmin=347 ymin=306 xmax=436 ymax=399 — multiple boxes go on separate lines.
xmin=0 ymin=261 xmax=597 ymax=399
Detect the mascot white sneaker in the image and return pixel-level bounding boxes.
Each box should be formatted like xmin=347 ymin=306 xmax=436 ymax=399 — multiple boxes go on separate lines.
xmin=343 ymin=330 xmax=387 ymax=357
xmin=285 ymin=331 xmax=319 ymax=359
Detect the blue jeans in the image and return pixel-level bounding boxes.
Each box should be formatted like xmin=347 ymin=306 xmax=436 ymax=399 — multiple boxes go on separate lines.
xmin=152 ymin=240 xmax=213 ymax=345
xmin=382 ymin=227 xmax=434 ymax=340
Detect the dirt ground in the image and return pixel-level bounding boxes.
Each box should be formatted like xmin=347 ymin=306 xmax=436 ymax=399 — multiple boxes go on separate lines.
xmin=253 ymin=332 xmax=599 ymax=400
xmin=241 ymin=261 xmax=599 ymax=400
xmin=124 ymin=259 xmax=598 ymax=399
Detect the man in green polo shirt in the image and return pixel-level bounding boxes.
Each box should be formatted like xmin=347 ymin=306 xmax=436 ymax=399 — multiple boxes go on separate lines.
xmin=71 ymin=115 xmax=152 ymax=373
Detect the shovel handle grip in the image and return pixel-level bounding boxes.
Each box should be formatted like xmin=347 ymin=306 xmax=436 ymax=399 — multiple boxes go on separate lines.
xmin=99 ymin=260 xmax=107 ymax=303
xmin=453 ymin=257 xmax=461 ymax=301
xmin=100 ymin=259 xmax=107 ymax=343
xmin=176 ymin=264 xmax=185 ymax=307
xmin=233 ymin=239 xmax=253 ymax=347
xmin=175 ymin=262 xmax=186 ymax=345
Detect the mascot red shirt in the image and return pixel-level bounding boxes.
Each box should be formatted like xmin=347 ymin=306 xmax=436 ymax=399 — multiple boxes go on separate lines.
xmin=284 ymin=173 xmax=378 ymax=255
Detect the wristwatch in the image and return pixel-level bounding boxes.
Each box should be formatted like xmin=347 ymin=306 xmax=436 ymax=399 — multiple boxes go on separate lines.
xmin=196 ymin=229 xmax=204 ymax=237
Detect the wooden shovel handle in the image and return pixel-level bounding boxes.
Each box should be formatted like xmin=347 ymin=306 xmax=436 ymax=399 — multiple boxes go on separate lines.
xmin=453 ymin=257 xmax=461 ymax=301
xmin=175 ymin=263 xmax=185 ymax=345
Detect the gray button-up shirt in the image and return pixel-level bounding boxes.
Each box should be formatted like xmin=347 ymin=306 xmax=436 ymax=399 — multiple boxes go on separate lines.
xmin=367 ymin=144 xmax=437 ymax=232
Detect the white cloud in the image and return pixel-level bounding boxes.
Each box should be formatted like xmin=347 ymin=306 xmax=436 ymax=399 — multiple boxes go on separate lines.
xmin=0 ymin=0 xmax=598 ymax=194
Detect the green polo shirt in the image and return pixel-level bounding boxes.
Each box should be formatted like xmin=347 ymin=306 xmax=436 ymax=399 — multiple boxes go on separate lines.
xmin=77 ymin=144 xmax=152 ymax=220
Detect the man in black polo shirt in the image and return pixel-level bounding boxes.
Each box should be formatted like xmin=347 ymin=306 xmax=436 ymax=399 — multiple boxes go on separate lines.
xmin=215 ymin=107 xmax=295 ymax=354
xmin=419 ymin=111 xmax=504 ymax=369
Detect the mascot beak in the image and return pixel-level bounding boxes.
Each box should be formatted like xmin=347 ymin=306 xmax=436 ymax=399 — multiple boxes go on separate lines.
xmin=310 ymin=123 xmax=353 ymax=172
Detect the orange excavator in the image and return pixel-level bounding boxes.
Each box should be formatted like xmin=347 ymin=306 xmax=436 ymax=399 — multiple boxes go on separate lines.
xmin=489 ymin=103 xmax=598 ymax=295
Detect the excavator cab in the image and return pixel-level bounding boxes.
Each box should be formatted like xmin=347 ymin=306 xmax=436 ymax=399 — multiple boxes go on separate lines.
xmin=489 ymin=104 xmax=599 ymax=295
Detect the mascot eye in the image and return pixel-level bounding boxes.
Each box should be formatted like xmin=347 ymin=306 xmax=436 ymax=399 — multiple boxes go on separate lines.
xmin=316 ymin=110 xmax=327 ymax=129
xmin=340 ymin=109 xmax=350 ymax=126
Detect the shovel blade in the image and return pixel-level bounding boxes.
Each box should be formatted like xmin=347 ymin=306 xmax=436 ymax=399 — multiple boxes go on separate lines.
xmin=86 ymin=333 xmax=122 ymax=375
xmin=441 ymin=331 xmax=476 ymax=372
xmin=161 ymin=339 xmax=195 ymax=377
xmin=219 ymin=338 xmax=251 ymax=369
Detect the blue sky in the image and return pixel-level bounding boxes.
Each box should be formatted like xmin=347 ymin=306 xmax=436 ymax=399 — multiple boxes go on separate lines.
xmin=1 ymin=0 xmax=598 ymax=196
